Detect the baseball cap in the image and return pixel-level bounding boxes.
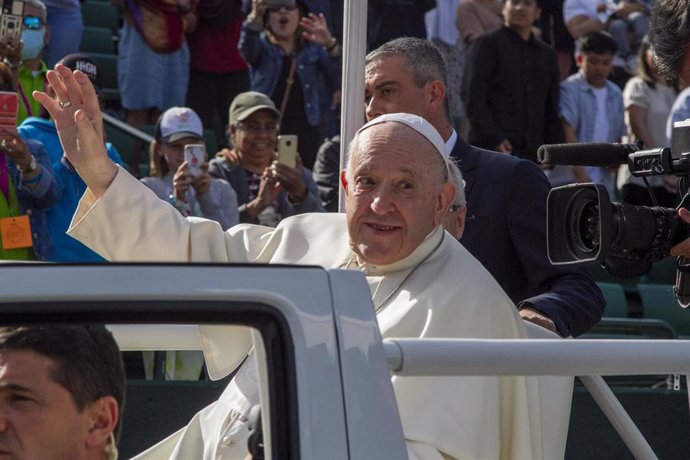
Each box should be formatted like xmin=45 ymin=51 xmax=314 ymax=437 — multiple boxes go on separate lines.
xmin=154 ymin=107 xmax=204 ymax=143
xmin=229 ymin=92 xmax=280 ymax=126
xmin=58 ymin=54 xmax=100 ymax=89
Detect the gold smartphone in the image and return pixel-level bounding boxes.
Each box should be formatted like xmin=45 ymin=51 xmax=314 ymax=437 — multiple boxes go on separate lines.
xmin=277 ymin=135 xmax=298 ymax=168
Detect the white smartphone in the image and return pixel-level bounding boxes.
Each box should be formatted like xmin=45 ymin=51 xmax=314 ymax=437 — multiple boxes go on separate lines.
xmin=277 ymin=135 xmax=298 ymax=168
xmin=184 ymin=144 xmax=205 ymax=177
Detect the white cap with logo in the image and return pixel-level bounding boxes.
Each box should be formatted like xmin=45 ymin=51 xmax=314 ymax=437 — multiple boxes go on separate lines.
xmin=154 ymin=107 xmax=204 ymax=143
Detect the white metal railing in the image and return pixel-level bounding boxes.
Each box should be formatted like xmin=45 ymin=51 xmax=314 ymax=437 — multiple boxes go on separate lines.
xmin=383 ymin=339 xmax=690 ymax=376
xmin=384 ymin=338 xmax=690 ymax=460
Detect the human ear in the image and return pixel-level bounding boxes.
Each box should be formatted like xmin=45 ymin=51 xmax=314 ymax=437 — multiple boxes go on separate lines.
xmin=44 ymin=25 xmax=51 ymax=46
xmin=454 ymin=205 xmax=467 ymax=239
xmin=85 ymin=396 xmax=119 ymax=451
xmin=427 ymin=80 xmax=446 ymax=113
xmin=434 ymin=181 xmax=456 ymax=226
xmin=340 ymin=169 xmax=348 ymax=192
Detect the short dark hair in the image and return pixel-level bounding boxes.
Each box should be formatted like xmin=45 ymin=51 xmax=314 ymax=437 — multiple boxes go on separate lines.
xmin=366 ymin=37 xmax=451 ymax=118
xmin=649 ymin=0 xmax=690 ymax=79
xmin=578 ymin=31 xmax=619 ymax=56
xmin=0 ymin=325 xmax=126 ymax=438
xmin=504 ymin=0 xmax=543 ymax=9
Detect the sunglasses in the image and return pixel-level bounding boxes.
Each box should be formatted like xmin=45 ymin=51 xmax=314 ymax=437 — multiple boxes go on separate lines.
xmin=23 ymin=16 xmax=43 ymax=30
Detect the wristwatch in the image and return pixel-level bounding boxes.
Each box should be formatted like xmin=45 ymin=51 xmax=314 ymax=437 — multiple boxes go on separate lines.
xmin=18 ymin=155 xmax=38 ymax=173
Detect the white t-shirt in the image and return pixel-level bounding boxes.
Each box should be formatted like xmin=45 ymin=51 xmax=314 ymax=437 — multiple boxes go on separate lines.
xmin=619 ymin=77 xmax=677 ymax=188
xmin=591 ymin=85 xmax=610 ymax=142
xmin=588 ymin=85 xmax=616 ymax=195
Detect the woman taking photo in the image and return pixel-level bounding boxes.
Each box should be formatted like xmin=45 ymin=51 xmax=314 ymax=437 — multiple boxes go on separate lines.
xmin=142 ymin=107 xmax=239 ymax=230
xmin=0 ymin=62 xmax=60 ymax=261
xmin=209 ymin=91 xmax=322 ymax=227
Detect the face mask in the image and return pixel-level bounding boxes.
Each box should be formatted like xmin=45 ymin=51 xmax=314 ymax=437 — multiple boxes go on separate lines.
xmin=20 ymin=28 xmax=45 ymax=60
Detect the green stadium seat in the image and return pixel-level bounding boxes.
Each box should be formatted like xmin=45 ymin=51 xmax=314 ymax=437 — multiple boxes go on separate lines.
xmin=587 ymin=264 xmax=641 ymax=295
xmin=638 ymin=283 xmax=690 ymax=337
xmin=640 ymin=257 xmax=678 ymax=284
xmin=80 ymin=26 xmax=117 ymax=54
xmin=84 ymin=52 xmax=120 ymax=103
xmin=81 ymin=2 xmax=120 ymax=31
xmin=596 ymin=282 xmax=628 ymax=318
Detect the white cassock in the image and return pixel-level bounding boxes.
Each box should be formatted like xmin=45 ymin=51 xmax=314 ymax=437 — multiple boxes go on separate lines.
xmin=69 ymin=168 xmax=545 ymax=460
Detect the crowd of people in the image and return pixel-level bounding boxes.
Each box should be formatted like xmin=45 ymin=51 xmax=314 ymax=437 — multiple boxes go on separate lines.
xmin=0 ymin=0 xmax=684 ymax=266
xmin=3 ymin=0 xmax=690 ymax=457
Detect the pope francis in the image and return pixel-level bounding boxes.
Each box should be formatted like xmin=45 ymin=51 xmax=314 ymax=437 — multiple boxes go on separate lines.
xmin=35 ymin=66 xmax=545 ymax=460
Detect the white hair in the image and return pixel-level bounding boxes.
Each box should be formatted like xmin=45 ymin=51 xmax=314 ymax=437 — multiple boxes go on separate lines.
xmin=448 ymin=160 xmax=466 ymax=207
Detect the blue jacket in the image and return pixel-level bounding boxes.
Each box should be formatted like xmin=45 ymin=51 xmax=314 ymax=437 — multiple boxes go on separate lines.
xmin=238 ymin=21 xmax=340 ymax=127
xmin=6 ymin=138 xmax=61 ymax=260
xmin=451 ymin=136 xmax=605 ymax=337
xmin=19 ymin=117 xmax=124 ymax=262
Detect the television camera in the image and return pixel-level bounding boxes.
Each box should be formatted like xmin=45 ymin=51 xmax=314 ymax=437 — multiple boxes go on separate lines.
xmin=539 ymin=120 xmax=690 ymax=307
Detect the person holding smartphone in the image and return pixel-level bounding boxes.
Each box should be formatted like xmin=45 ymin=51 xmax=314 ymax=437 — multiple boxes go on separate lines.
xmin=0 ymin=61 xmax=60 ymax=261
xmin=141 ymin=106 xmax=240 ymax=230
xmin=209 ymin=91 xmax=323 ymax=227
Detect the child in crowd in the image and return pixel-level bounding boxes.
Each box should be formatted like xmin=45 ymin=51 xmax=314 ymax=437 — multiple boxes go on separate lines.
xmin=548 ymin=31 xmax=626 ymax=195
xmin=141 ymin=107 xmax=239 ymax=230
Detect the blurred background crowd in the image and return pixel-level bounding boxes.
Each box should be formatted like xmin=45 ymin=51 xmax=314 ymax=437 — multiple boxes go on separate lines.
xmin=0 ymin=0 xmax=682 ymax=264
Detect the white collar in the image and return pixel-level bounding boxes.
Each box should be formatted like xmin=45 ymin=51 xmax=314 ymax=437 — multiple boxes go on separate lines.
xmin=445 ymin=129 xmax=458 ymax=156
xmin=350 ymin=225 xmax=445 ymax=276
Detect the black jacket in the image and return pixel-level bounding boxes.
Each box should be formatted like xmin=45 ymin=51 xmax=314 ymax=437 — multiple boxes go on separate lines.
xmin=451 ymin=136 xmax=604 ymax=337
xmin=463 ymin=26 xmax=562 ymax=163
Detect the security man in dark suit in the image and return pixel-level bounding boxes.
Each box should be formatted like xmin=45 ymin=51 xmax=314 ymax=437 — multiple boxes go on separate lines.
xmin=364 ymin=37 xmax=605 ymax=337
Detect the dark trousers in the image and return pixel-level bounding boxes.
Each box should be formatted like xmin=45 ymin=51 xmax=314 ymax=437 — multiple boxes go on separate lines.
xmin=186 ymin=68 xmax=250 ymax=150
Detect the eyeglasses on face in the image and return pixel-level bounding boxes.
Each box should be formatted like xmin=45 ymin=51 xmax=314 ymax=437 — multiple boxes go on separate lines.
xmin=238 ymin=121 xmax=279 ymax=134
xmin=23 ymin=16 xmax=43 ymax=30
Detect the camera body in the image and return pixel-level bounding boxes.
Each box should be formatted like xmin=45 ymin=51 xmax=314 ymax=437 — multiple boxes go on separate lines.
xmin=544 ymin=121 xmax=690 ymax=279
xmin=0 ymin=0 xmax=24 ymax=47
xmin=547 ymin=183 xmax=686 ymax=277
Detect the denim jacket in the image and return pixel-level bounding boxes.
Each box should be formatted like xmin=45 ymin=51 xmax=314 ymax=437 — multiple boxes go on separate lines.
xmin=6 ymin=138 xmax=62 ymax=260
xmin=238 ymin=21 xmax=340 ymax=127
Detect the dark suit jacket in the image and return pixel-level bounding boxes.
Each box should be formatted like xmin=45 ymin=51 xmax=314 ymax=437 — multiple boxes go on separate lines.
xmin=451 ymin=136 xmax=604 ymax=337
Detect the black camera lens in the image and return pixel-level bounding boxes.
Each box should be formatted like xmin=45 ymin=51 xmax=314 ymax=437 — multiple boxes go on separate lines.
xmin=566 ymin=193 xmax=600 ymax=259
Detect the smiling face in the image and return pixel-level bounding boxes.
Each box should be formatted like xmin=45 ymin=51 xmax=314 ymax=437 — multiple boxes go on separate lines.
xmin=342 ymin=122 xmax=454 ymax=266
xmin=230 ymin=109 xmax=280 ymax=164
xmin=0 ymin=350 xmax=90 ymax=459
xmin=266 ymin=4 xmax=300 ymax=40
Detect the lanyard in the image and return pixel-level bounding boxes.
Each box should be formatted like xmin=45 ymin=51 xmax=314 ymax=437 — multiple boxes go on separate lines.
xmin=17 ymin=84 xmax=33 ymax=118
xmin=0 ymin=154 xmax=9 ymax=200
